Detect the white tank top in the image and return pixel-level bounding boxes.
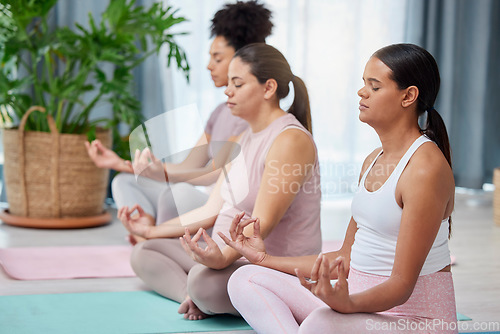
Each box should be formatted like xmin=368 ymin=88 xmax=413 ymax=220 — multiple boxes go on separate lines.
xmin=350 ymin=135 xmax=451 ymax=276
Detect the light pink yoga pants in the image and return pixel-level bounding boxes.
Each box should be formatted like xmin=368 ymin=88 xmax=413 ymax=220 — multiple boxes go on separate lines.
xmin=228 ymin=265 xmax=458 ymax=334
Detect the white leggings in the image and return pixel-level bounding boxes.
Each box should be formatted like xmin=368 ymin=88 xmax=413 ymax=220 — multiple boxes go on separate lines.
xmin=111 ymin=173 xmax=209 ymax=224
xmin=228 ymin=265 xmax=458 ymax=334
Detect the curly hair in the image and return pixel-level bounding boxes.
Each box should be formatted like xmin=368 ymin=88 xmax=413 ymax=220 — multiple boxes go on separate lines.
xmin=210 ymin=1 xmax=273 ymax=51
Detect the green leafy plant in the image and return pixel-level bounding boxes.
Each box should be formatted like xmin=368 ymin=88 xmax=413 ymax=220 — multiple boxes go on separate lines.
xmin=0 ymin=0 xmax=189 ymax=158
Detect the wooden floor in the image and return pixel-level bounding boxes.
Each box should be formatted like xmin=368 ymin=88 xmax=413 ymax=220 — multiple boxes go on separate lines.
xmin=447 ymin=191 xmax=500 ymax=325
xmin=0 ymin=191 xmax=499 ymax=333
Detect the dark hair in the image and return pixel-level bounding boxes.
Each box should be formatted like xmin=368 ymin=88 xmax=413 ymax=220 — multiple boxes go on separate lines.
xmin=234 ymin=43 xmax=312 ymax=133
xmin=210 ymin=1 xmax=273 ymax=51
xmin=373 ymin=43 xmax=451 ymax=168
xmin=374 ymin=43 xmax=453 ymax=236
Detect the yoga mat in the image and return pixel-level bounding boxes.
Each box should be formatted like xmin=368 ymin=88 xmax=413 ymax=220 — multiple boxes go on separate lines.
xmin=0 ymin=245 xmax=135 ymax=280
xmin=0 ymin=291 xmax=252 ymax=334
xmin=457 ymin=312 xmax=472 ymax=321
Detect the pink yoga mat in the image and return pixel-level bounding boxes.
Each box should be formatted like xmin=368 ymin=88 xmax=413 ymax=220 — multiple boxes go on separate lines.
xmin=0 ymin=245 xmax=135 ymax=280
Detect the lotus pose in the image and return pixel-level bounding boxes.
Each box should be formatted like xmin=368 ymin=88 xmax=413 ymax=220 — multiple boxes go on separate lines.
xmin=223 ymin=43 xmax=457 ymax=334
xmin=128 ymin=42 xmax=322 ymax=321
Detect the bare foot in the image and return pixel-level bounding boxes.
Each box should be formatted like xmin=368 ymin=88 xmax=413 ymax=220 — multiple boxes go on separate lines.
xmin=178 ymin=296 xmax=209 ymax=320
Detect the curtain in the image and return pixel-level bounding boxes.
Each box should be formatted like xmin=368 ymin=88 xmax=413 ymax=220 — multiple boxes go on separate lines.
xmin=54 ymin=1 xmax=113 ymax=122
xmin=162 ymin=0 xmax=409 ymax=199
xmin=55 ymin=0 xmax=169 ymax=129
xmin=405 ymin=0 xmax=500 ymax=188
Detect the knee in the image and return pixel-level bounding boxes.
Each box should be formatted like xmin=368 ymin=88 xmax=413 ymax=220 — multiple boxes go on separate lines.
xmin=186 ymin=264 xmax=213 ymax=302
xmin=298 ymin=307 xmax=337 ymax=334
xmin=111 ymin=173 xmax=135 ymax=194
xmin=129 ymin=239 xmax=164 ymax=276
xmin=227 ymin=265 xmax=257 ymax=299
xmin=169 ymin=182 xmax=191 ymax=192
xmin=130 ymin=241 xmax=148 ymax=276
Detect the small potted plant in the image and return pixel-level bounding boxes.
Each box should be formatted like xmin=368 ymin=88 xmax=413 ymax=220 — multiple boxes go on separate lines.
xmin=0 ymin=0 xmax=189 ymax=227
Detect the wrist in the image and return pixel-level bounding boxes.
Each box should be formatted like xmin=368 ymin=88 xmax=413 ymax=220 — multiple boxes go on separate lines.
xmin=343 ymin=294 xmax=359 ymax=313
xmin=257 ymin=252 xmax=270 ymax=266
xmin=143 ymin=225 xmax=155 ymax=239
xmin=215 ymin=247 xmax=238 ymax=270
xmin=117 ymin=160 xmax=132 ymax=173
xmin=219 ymin=255 xmax=232 ymax=270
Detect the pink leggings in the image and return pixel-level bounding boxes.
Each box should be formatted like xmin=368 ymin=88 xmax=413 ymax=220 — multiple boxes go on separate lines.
xmin=228 ymin=265 xmax=458 ymax=334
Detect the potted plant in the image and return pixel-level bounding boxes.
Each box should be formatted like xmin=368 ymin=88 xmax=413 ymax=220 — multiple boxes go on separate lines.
xmin=0 ymin=0 xmax=189 ymax=227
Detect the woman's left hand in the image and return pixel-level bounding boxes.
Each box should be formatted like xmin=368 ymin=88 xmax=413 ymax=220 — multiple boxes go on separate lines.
xmin=180 ymin=228 xmax=228 ymax=270
xmin=296 ymin=255 xmax=354 ymax=313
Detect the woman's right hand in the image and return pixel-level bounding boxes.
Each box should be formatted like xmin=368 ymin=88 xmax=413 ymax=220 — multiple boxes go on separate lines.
xmin=218 ymin=211 xmax=267 ymax=265
xmin=132 ymin=147 xmax=167 ymax=182
xmin=85 ymin=139 xmax=133 ymax=173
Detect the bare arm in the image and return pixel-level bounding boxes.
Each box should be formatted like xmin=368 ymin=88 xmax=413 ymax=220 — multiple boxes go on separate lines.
xmin=165 ymin=134 xmax=242 ymax=186
xmin=258 ymin=217 xmax=357 ymax=277
xmin=220 ymin=147 xmax=385 ymax=276
xmin=121 ymin=168 xmax=227 ymax=239
xmin=184 ymin=128 xmax=321 ymax=269
xmin=149 ymin=169 xmax=227 ymax=238
xmin=220 ymin=129 xmax=318 ymax=265
xmin=318 ymin=144 xmax=455 ymax=313
xmin=85 ymin=139 xmax=133 ymax=173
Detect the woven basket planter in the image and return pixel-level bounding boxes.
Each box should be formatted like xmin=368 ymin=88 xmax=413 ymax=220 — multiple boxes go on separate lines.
xmin=2 ymin=107 xmax=112 ymax=225
xmin=494 ymin=168 xmax=500 ymax=226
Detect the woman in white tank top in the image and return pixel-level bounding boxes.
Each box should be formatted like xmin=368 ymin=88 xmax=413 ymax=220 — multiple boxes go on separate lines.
xmin=223 ymin=44 xmax=458 ymax=333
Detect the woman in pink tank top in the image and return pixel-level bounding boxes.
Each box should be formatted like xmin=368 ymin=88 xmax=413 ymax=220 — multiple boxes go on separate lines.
xmin=223 ymin=44 xmax=458 ymax=333
xmin=125 ymin=43 xmax=322 ymax=321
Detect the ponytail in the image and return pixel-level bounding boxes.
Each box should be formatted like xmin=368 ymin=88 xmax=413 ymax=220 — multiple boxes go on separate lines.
xmin=234 ymin=43 xmax=312 ymax=133
xmin=373 ymin=43 xmax=453 ymax=237
xmin=288 ymin=76 xmax=312 ymax=134
xmin=421 ymin=107 xmax=453 ymax=237
xmin=422 ymin=107 xmax=452 ymax=168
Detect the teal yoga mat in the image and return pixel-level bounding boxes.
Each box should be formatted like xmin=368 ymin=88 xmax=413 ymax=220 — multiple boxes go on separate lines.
xmin=457 ymin=312 xmax=472 ymax=321
xmin=0 ymin=291 xmax=252 ymax=334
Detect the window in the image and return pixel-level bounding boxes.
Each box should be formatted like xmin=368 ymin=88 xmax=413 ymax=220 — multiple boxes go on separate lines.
xmin=160 ymin=0 xmax=408 ymax=199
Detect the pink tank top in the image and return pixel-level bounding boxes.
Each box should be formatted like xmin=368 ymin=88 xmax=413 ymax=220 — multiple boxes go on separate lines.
xmin=205 ymin=103 xmax=249 ymax=159
xmin=212 ymin=113 xmax=322 ymax=257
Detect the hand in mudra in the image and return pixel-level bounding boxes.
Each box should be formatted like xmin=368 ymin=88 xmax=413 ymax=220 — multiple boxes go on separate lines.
xmin=132 ymin=147 xmax=167 ymax=182
xmin=296 ymin=255 xmax=353 ymax=313
xmin=180 ymin=228 xmax=227 ymax=270
xmin=85 ymin=139 xmax=133 ymax=173
xmin=117 ymin=204 xmax=155 ymax=239
xmin=218 ymin=211 xmax=267 ymax=265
